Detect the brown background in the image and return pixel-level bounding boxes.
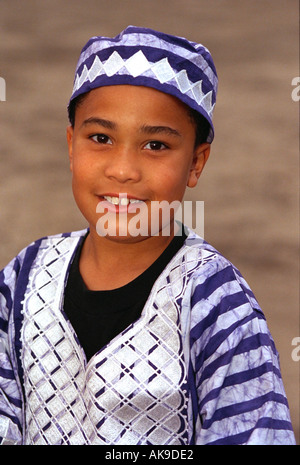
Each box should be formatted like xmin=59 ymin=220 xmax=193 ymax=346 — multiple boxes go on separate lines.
xmin=0 ymin=0 xmax=299 ymax=443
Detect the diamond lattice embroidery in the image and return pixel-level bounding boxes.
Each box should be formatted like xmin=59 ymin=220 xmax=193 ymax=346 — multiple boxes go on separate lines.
xmin=21 ymin=238 xmax=96 ymax=445
xmin=85 ymin=301 xmax=188 ymax=445
xmin=21 ymin=236 xmax=189 ymax=445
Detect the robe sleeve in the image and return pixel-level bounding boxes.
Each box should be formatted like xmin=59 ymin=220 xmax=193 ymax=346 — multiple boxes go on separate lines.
xmin=188 ymin=260 xmax=296 ymax=445
xmin=0 ymin=258 xmax=23 ymax=445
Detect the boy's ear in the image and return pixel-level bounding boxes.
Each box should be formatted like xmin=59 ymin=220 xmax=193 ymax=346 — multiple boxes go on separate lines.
xmin=187 ymin=143 xmax=211 ymax=188
xmin=66 ymin=125 xmax=74 ymax=170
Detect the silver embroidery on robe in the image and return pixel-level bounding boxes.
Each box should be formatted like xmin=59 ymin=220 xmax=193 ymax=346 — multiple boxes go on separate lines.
xmin=20 ymin=236 xmax=188 ymax=445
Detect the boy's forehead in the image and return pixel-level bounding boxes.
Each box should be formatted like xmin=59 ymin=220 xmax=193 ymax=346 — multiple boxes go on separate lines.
xmin=76 ymin=85 xmax=194 ymax=126
xmin=68 ymin=26 xmax=218 ymax=143
xmin=81 ymin=85 xmax=192 ymax=111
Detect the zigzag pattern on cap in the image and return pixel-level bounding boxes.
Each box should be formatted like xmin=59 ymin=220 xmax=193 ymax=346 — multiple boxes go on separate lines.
xmin=69 ymin=26 xmax=218 ymax=142
xmin=76 ymin=27 xmax=217 ymax=88
xmin=72 ymin=50 xmax=215 ymax=117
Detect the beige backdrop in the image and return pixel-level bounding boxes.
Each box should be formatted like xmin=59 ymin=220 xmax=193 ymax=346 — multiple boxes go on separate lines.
xmin=0 ymin=0 xmax=299 ymax=444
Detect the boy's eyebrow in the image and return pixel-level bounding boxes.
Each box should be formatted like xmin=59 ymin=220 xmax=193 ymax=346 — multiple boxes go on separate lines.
xmin=80 ymin=117 xmax=116 ymax=130
xmin=80 ymin=118 xmax=182 ymax=138
xmin=139 ymin=124 xmax=182 ymax=138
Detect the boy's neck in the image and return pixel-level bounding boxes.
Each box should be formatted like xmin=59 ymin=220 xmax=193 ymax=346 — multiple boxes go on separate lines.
xmin=78 ymin=228 xmax=176 ymax=291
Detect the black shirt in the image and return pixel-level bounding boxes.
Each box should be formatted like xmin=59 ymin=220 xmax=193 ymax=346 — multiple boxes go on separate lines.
xmin=63 ymin=229 xmax=187 ymax=361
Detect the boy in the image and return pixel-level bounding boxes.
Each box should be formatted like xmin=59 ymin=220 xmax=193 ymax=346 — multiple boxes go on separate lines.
xmin=0 ymin=26 xmax=296 ymax=445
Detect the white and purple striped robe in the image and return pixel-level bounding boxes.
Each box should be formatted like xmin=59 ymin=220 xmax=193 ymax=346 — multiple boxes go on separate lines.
xmin=0 ymin=229 xmax=296 ymax=445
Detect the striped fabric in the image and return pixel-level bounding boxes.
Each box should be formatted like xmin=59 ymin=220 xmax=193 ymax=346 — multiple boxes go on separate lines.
xmin=0 ymin=229 xmax=296 ymax=444
xmin=68 ymin=26 xmax=218 ymax=143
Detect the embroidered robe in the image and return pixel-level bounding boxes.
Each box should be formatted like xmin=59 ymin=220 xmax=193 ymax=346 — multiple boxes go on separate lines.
xmin=0 ymin=229 xmax=296 ymax=445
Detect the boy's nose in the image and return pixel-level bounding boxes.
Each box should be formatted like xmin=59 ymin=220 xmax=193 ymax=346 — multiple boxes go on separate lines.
xmin=103 ymin=148 xmax=142 ymax=183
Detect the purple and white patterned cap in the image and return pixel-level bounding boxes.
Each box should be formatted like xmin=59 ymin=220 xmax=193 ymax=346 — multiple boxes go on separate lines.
xmin=69 ymin=26 xmax=218 ymax=142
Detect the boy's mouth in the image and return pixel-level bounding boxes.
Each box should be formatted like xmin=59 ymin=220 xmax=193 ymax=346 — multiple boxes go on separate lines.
xmin=102 ymin=195 xmax=142 ymax=206
xmin=97 ymin=194 xmax=146 ymax=214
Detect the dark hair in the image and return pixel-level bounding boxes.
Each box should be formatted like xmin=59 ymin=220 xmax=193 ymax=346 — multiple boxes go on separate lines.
xmin=68 ymin=93 xmax=210 ymax=147
xmin=188 ymin=108 xmax=210 ymax=147
xmin=68 ymin=93 xmax=88 ymax=127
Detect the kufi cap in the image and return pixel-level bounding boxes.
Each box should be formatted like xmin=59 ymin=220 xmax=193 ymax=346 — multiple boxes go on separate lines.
xmin=69 ymin=26 xmax=218 ymax=142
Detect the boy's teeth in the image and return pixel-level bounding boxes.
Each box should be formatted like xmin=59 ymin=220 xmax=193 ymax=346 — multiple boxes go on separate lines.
xmin=103 ymin=196 xmax=141 ymax=205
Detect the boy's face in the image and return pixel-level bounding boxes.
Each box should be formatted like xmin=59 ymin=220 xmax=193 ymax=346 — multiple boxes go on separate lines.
xmin=67 ymin=85 xmax=210 ymax=241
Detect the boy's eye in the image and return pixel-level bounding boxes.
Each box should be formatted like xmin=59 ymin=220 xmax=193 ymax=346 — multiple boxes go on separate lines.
xmin=144 ymin=141 xmax=168 ymax=151
xmin=90 ymin=134 xmax=112 ymax=145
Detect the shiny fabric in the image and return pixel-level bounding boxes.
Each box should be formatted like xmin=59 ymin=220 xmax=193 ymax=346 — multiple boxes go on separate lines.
xmin=0 ymin=229 xmax=296 ymax=444
xmin=21 ymin=235 xmax=188 ymax=444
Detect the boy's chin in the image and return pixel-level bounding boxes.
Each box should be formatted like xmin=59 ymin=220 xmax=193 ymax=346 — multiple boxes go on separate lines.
xmin=94 ymin=220 xmax=177 ymax=243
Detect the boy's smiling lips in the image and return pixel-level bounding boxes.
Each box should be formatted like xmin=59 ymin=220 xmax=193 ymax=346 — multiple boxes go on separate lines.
xmin=96 ymin=193 xmax=146 ymax=213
